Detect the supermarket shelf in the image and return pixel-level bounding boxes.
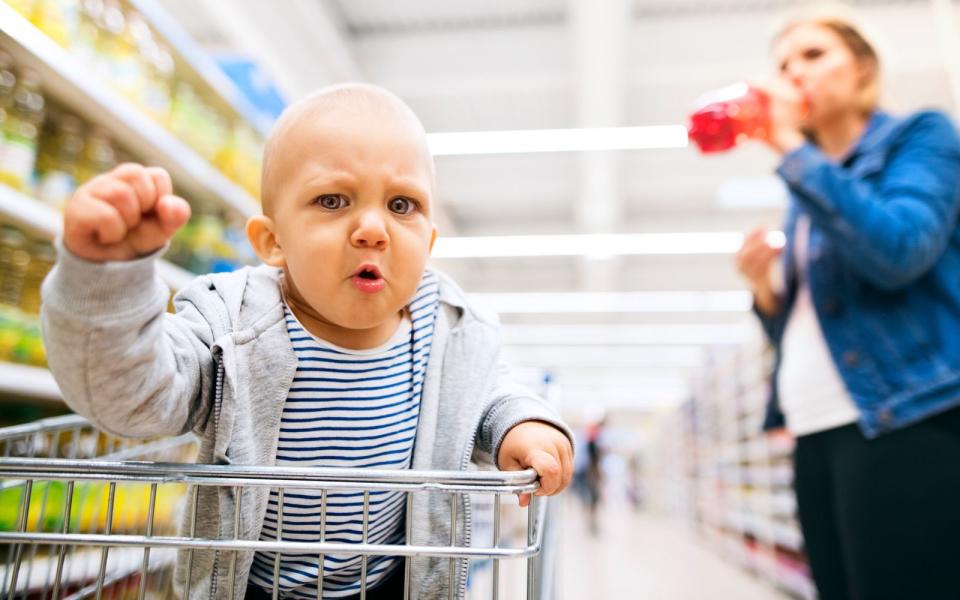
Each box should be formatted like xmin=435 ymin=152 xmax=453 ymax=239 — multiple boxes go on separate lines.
xmin=660 ymin=340 xmax=815 ymax=600
xmin=0 ymin=545 xmax=176 ymax=596
xmin=127 ymin=0 xmax=273 ymax=137
xmin=0 ymin=184 xmax=60 ymax=239
xmin=0 ymin=362 xmax=61 ymax=404
xmin=0 ymin=3 xmax=259 ymax=218
xmin=0 ymin=184 xmax=196 ymax=291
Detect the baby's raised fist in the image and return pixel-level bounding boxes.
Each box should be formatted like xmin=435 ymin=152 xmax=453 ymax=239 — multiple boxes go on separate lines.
xmin=63 ymin=163 xmax=191 ymax=262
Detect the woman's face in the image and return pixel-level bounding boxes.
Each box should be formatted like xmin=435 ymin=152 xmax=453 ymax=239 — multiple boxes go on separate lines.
xmin=773 ymin=23 xmax=873 ymax=125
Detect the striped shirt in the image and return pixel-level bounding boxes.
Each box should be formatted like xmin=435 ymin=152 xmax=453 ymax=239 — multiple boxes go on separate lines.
xmin=249 ymin=272 xmax=440 ymax=598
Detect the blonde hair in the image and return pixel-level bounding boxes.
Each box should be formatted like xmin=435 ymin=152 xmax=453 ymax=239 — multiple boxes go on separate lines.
xmin=774 ymin=6 xmax=881 ymax=115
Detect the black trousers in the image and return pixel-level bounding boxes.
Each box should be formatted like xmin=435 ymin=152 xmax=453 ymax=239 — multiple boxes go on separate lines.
xmin=793 ymin=407 xmax=960 ymax=600
xmin=245 ymin=563 xmax=405 ymax=600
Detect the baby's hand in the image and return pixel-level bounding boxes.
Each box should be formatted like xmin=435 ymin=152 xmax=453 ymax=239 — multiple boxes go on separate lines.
xmin=64 ymin=163 xmax=191 ymax=262
xmin=498 ymin=421 xmax=574 ymax=507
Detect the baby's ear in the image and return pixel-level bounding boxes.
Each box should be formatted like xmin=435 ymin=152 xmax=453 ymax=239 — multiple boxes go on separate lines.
xmin=246 ymin=215 xmax=285 ymax=267
xmin=429 ymin=227 xmax=438 ymax=253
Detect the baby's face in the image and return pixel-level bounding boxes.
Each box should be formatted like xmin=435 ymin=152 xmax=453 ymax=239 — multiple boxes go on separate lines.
xmin=267 ymin=108 xmax=436 ymax=332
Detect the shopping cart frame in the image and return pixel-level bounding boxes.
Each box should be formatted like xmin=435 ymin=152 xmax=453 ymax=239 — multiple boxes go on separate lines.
xmin=0 ymin=415 xmax=548 ymax=600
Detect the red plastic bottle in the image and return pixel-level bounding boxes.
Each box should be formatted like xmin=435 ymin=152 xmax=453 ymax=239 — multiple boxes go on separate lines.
xmin=688 ymin=82 xmax=770 ymax=154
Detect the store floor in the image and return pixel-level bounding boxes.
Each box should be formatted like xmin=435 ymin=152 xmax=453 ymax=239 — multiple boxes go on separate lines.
xmin=555 ymin=498 xmax=789 ymax=600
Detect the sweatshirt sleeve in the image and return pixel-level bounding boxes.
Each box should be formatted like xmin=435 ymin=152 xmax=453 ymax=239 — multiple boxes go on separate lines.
xmin=40 ymin=242 xmax=217 ymax=438
xmin=475 ymin=363 xmax=575 ymax=469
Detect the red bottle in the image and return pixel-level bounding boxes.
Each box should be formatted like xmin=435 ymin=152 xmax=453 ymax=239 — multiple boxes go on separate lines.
xmin=688 ymin=82 xmax=770 ymax=154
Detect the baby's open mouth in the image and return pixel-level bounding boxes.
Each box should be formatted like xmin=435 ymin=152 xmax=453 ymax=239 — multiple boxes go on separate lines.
xmin=353 ymin=265 xmax=383 ymax=278
xmin=350 ymin=264 xmax=384 ymax=284
xmin=351 ymin=265 xmax=386 ymax=294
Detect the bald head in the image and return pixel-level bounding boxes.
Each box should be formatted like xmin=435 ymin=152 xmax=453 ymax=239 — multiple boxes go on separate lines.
xmin=260 ymin=83 xmax=434 ymax=217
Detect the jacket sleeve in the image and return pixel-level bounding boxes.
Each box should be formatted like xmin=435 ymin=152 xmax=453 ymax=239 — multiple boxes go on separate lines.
xmin=40 ymin=243 xmax=217 ymax=439
xmin=475 ymin=363 xmax=575 ymax=469
xmin=777 ymin=111 xmax=960 ymax=291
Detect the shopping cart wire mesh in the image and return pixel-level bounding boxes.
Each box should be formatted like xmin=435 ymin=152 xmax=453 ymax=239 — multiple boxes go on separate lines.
xmin=0 ymin=415 xmax=549 ymax=600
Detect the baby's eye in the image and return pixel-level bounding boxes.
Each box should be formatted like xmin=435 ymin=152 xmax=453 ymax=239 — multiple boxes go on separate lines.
xmin=315 ymin=194 xmax=347 ymax=210
xmin=388 ymin=197 xmax=416 ymax=215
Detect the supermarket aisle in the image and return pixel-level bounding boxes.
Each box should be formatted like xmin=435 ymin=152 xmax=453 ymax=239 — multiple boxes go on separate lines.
xmin=556 ymin=498 xmax=788 ymax=600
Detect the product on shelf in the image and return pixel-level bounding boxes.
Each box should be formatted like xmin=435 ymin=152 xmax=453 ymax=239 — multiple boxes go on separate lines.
xmin=0 ymin=50 xmax=17 ymax=145
xmin=0 ymin=479 xmax=186 ymax=533
xmin=0 ymin=224 xmax=30 ymax=308
xmin=166 ymin=213 xmax=247 ymax=274
xmin=215 ymin=120 xmax=262 ymax=198
xmin=4 ymin=0 xmax=35 ymax=19
xmin=35 ymin=109 xmax=84 ymax=209
xmin=169 ymin=78 xmax=230 ymax=165
xmin=0 ymin=305 xmax=44 ymax=365
xmin=20 ymin=236 xmax=53 ymax=313
xmin=0 ymin=224 xmax=51 ymax=366
xmin=129 ymin=11 xmax=174 ymax=123
xmin=74 ymin=125 xmax=117 ymax=184
xmin=30 ymin=0 xmax=82 ymax=49
xmin=0 ymin=66 xmax=45 ymax=192
xmin=4 ymin=0 xmax=266 ymax=196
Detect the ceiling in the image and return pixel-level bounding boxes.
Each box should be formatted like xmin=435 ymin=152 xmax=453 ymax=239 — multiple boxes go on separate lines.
xmin=157 ymin=0 xmax=960 ymax=415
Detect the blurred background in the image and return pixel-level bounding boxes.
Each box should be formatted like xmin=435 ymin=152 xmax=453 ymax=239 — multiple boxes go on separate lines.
xmin=1 ymin=0 xmax=958 ymax=598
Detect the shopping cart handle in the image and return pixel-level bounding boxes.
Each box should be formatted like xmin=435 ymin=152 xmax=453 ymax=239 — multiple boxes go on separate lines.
xmin=0 ymin=458 xmax=541 ymax=494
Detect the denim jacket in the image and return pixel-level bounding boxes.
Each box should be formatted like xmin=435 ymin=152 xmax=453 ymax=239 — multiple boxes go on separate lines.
xmin=758 ymin=109 xmax=960 ymax=438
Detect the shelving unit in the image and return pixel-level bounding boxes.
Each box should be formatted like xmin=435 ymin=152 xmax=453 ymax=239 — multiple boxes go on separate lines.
xmin=0 ymin=0 xmax=275 ymax=406
xmin=126 ymin=0 xmax=272 ymax=137
xmin=0 ymin=2 xmax=260 ymax=219
xmin=654 ymin=336 xmax=817 ymax=600
xmin=0 ymin=361 xmax=60 ymax=405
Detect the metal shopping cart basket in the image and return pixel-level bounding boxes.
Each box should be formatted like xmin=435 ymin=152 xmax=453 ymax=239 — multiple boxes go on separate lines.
xmin=0 ymin=415 xmax=550 ymax=600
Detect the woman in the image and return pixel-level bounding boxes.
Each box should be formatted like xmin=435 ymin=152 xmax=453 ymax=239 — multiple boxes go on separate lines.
xmin=736 ymin=9 xmax=960 ymax=600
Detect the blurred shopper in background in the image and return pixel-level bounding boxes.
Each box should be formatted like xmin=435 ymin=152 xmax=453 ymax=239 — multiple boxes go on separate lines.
xmin=572 ymin=419 xmax=606 ymax=535
xmin=735 ymin=7 xmax=960 ymax=600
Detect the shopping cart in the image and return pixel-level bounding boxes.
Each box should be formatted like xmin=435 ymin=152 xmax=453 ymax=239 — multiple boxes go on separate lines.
xmin=0 ymin=415 xmax=549 ymax=600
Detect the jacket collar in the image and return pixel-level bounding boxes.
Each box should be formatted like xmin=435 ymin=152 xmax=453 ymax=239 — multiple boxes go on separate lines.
xmin=840 ymin=110 xmax=896 ymax=164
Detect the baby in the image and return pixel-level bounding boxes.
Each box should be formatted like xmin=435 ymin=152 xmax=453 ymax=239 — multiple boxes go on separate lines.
xmin=41 ymin=84 xmax=573 ymax=600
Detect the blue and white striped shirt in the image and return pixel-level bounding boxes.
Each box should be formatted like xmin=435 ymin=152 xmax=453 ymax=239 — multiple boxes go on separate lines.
xmin=249 ymin=272 xmax=440 ymax=598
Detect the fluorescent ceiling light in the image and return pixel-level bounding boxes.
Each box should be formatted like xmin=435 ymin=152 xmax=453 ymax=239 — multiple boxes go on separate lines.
xmin=432 ymin=231 xmax=785 ymax=258
xmin=470 ymin=290 xmax=753 ymax=314
xmin=501 ymin=324 xmax=752 ymax=345
xmin=427 ymin=125 xmax=689 ymax=155
xmin=502 ymin=345 xmax=705 ymax=368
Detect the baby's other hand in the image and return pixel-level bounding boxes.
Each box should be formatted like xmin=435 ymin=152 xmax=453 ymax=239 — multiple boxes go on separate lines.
xmin=498 ymin=421 xmax=573 ymax=507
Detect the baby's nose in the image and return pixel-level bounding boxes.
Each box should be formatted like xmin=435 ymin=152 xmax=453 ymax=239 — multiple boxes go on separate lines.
xmin=351 ymin=215 xmax=389 ymax=248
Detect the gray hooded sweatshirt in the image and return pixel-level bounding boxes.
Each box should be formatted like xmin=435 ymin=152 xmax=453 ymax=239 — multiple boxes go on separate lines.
xmin=40 ymin=246 xmax=572 ymax=600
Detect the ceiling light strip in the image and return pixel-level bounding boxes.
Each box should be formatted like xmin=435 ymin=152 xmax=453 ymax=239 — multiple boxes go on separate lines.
xmin=427 ymin=125 xmax=690 ymax=155
xmin=432 ymin=231 xmax=785 ymax=259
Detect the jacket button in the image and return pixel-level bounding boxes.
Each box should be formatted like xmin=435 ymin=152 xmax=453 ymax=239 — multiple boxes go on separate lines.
xmin=823 ymin=299 xmax=841 ymax=315
xmin=878 ymin=408 xmax=893 ymax=425
xmin=842 ymin=351 xmax=860 ymax=367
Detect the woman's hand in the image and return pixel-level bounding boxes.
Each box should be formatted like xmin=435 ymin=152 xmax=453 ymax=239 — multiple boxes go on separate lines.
xmin=755 ymin=77 xmax=808 ymax=155
xmin=736 ymin=227 xmax=783 ymax=315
